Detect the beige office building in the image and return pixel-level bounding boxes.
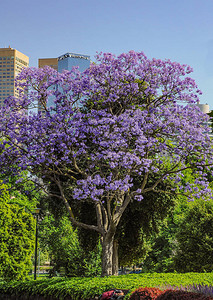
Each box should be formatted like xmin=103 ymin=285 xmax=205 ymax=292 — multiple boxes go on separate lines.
xmin=38 ymin=58 xmax=58 ymax=70
xmin=0 ymin=47 xmax=29 ymax=106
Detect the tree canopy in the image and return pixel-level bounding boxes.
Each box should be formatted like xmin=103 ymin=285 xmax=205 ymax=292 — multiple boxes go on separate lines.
xmin=0 ymin=51 xmax=212 ymax=276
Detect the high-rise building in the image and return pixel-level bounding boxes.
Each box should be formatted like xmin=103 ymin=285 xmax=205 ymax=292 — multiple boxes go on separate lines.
xmin=38 ymin=52 xmax=90 ymax=73
xmin=38 ymin=52 xmax=90 ymax=113
xmin=0 ymin=47 xmax=29 ymax=106
xmin=57 ymin=53 xmax=90 ymax=73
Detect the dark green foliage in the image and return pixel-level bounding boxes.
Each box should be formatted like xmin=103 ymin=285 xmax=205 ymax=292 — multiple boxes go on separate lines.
xmin=74 ymin=201 xmax=100 ymax=253
xmin=117 ymin=184 xmax=175 ymax=266
xmin=0 ymin=183 xmax=35 ymax=281
xmin=142 ymin=216 xmax=177 ymax=273
xmin=143 ymin=196 xmax=213 ymax=273
xmin=41 ymin=182 xmax=67 ymax=220
xmin=173 ymin=199 xmax=213 ymax=272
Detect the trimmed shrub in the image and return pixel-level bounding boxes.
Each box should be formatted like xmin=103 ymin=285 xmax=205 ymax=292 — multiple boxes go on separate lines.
xmin=156 ymin=290 xmax=213 ymax=300
xmin=0 ymin=274 xmax=213 ymax=300
xmin=130 ymin=287 xmax=163 ymax=300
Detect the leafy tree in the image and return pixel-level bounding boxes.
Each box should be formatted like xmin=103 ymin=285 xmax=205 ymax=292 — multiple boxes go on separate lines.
xmin=142 ymin=195 xmax=213 ymax=273
xmin=0 ymin=51 xmax=212 ymax=276
xmin=39 ymin=214 xmax=101 ymax=277
xmin=0 ymin=183 xmax=35 ymax=281
xmin=173 ymin=198 xmax=213 ymax=272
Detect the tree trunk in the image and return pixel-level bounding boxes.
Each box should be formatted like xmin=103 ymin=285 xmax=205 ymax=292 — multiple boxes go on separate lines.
xmin=112 ymin=239 xmax=119 ymax=276
xmin=101 ymin=233 xmax=115 ymax=276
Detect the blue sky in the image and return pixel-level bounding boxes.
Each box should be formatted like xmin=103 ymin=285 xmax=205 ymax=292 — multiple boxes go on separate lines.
xmin=1 ymin=0 xmax=213 ymax=108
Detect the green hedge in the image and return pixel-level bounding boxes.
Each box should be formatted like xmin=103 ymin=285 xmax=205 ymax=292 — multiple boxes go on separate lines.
xmin=0 ymin=273 xmax=213 ymax=299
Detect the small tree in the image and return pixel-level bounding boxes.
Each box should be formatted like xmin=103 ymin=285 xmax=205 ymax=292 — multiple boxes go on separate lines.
xmin=0 ymin=183 xmax=35 ymax=280
xmin=39 ymin=214 xmax=101 ymax=277
xmin=0 ymin=51 xmax=212 ymax=276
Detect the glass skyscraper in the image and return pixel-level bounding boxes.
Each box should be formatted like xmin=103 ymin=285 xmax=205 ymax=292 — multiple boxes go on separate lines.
xmin=57 ymin=53 xmax=90 ymax=73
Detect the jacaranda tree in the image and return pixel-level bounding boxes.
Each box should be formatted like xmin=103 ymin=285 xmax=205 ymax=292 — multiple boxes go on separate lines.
xmin=0 ymin=51 xmax=212 ymax=276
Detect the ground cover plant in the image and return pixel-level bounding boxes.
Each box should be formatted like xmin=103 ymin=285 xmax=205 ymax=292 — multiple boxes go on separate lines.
xmin=0 ymin=51 xmax=213 ymax=276
xmin=0 ymin=273 xmax=212 ymax=299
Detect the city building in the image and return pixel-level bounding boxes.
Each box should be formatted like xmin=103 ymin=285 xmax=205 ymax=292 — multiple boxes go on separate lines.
xmin=196 ymin=102 xmax=213 ymax=138
xmin=38 ymin=57 xmax=58 ymax=71
xmin=38 ymin=52 xmax=90 ymax=113
xmin=38 ymin=52 xmax=90 ymax=72
xmin=197 ymin=103 xmax=210 ymax=114
xmin=0 ymin=47 xmax=29 ymax=106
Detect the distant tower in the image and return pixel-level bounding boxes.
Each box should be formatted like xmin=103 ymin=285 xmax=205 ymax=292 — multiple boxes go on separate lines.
xmin=197 ymin=103 xmax=210 ymax=114
xmin=197 ymin=103 xmax=213 ymax=137
xmin=0 ymin=47 xmax=29 ymax=106
xmin=38 ymin=52 xmax=90 ymax=113
xmin=57 ymin=53 xmax=90 ymax=73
